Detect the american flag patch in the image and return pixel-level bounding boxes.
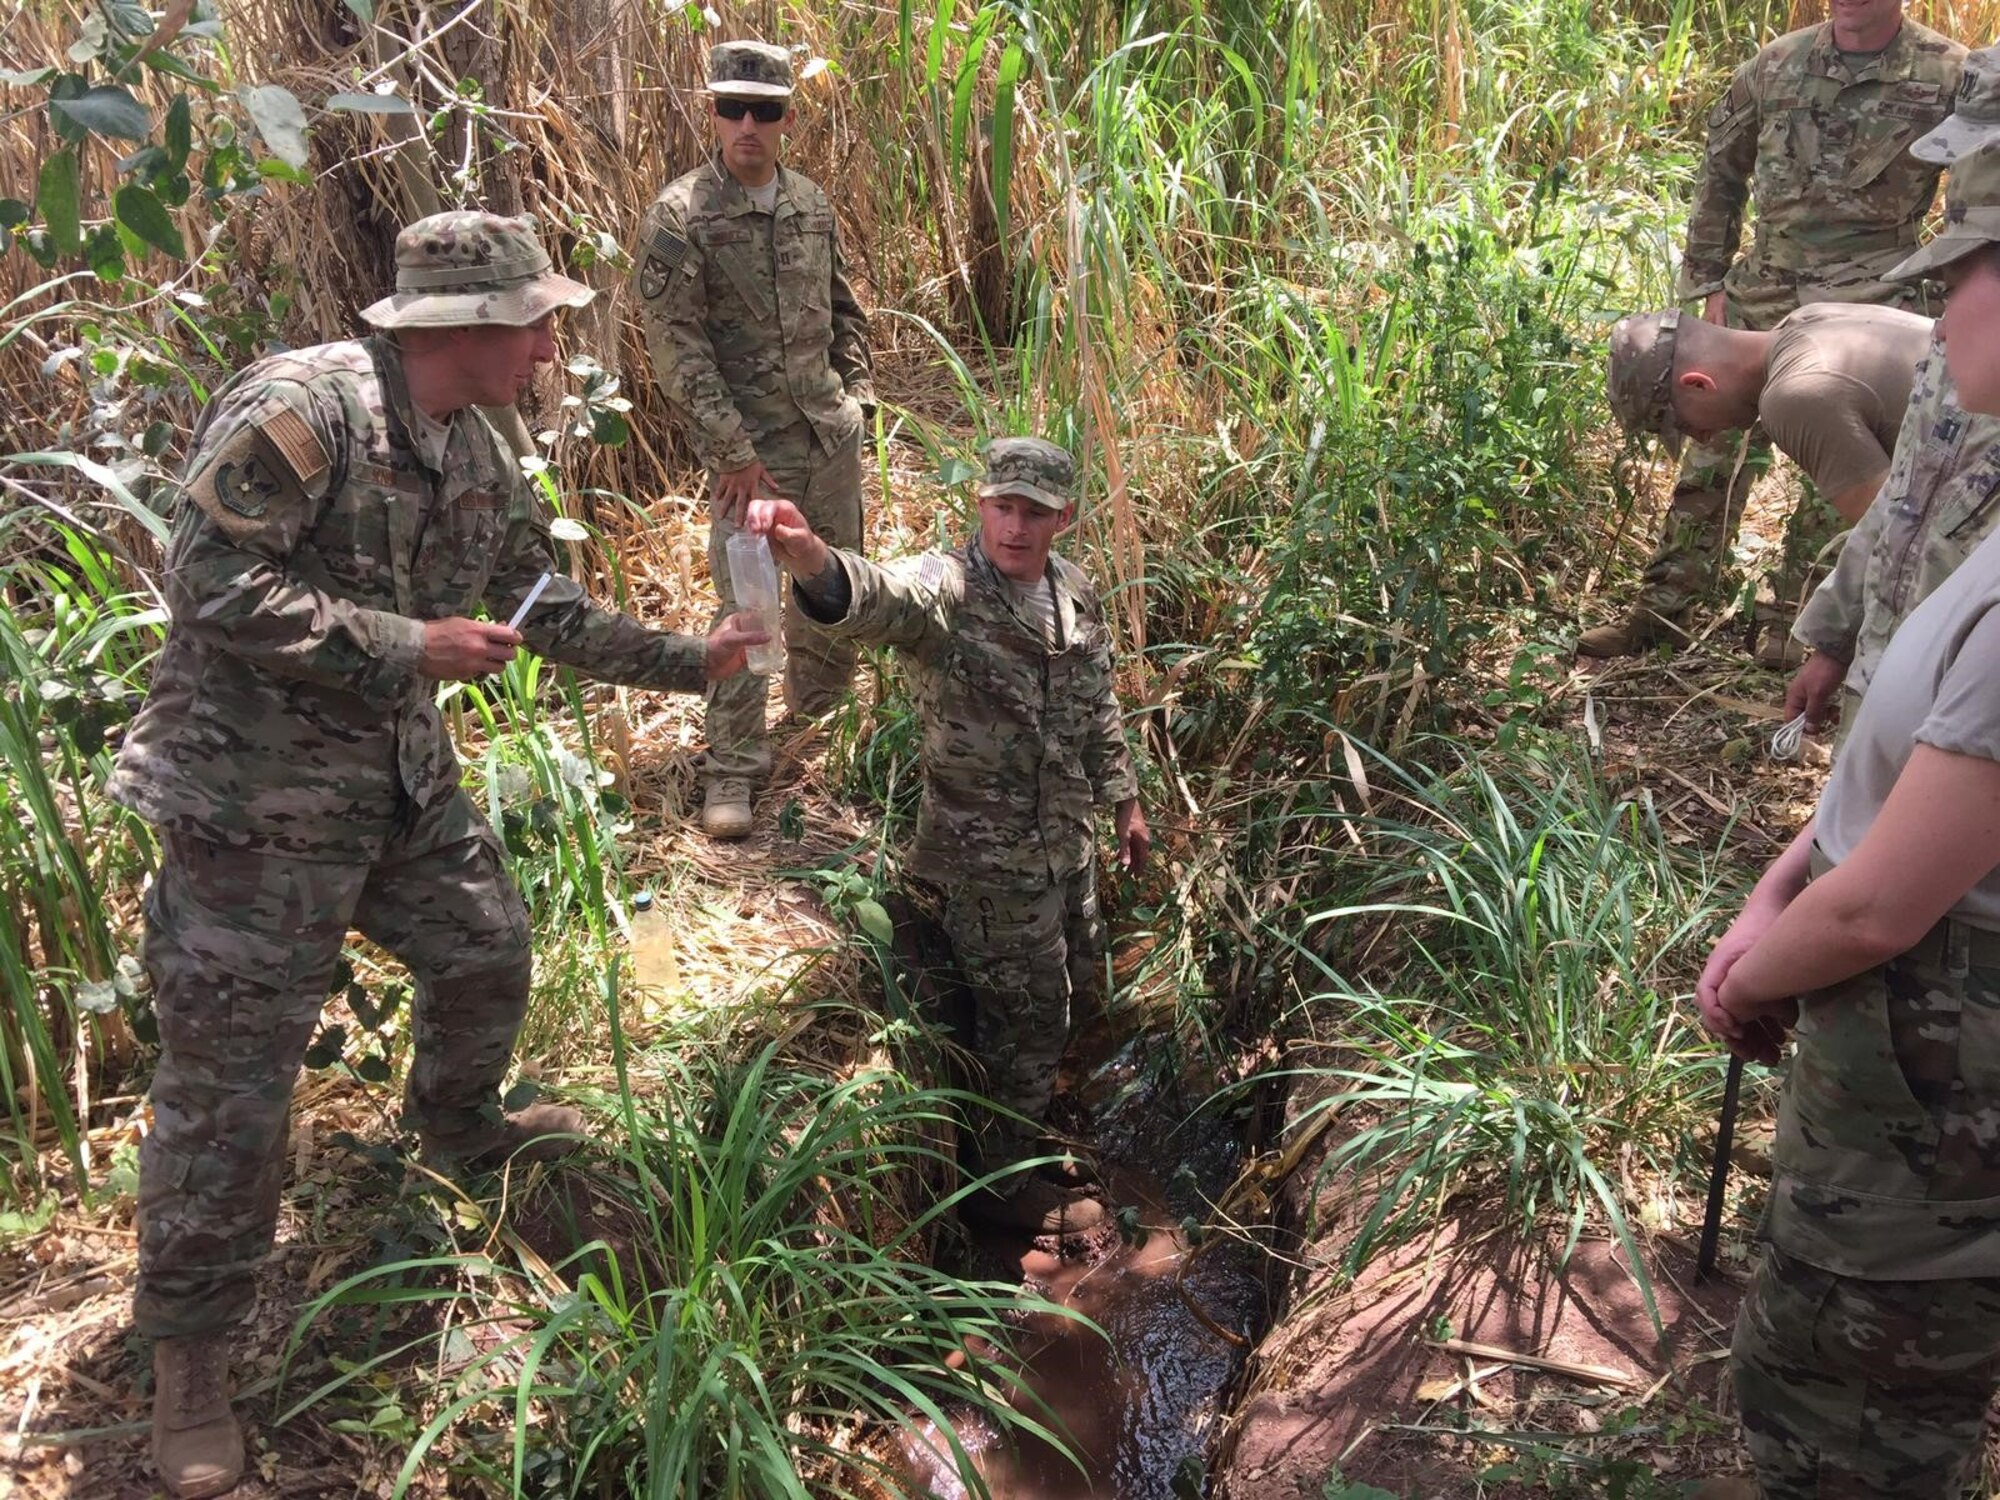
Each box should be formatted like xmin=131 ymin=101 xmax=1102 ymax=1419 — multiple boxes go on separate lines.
xmin=649 ymin=224 xmax=688 ymax=271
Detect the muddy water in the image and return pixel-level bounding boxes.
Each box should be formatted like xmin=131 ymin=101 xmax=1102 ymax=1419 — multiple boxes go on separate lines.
xmin=892 ymin=1043 xmax=1266 ymax=1498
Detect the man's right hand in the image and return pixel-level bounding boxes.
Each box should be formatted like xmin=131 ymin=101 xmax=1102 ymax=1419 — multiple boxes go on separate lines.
xmin=1783 ymin=651 xmax=1849 ymax=732
xmin=1703 ymin=290 xmax=1728 ymax=326
xmin=422 ymin=617 xmax=521 ymax=680
xmin=713 ymin=460 xmax=783 ymax=524
xmin=704 ymin=611 xmax=772 ymax=681
xmin=745 ymin=498 xmax=830 ymax=579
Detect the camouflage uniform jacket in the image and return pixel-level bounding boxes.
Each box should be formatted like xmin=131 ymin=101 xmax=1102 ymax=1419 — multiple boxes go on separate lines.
xmin=1794 ymin=340 xmax=2000 ymax=695
xmin=108 ymin=337 xmax=707 ymax=860
xmin=804 ymin=537 xmax=1139 ymax=890
xmin=635 ymin=154 xmax=874 ymax=473
xmin=1677 ymin=20 xmax=1963 ymax=320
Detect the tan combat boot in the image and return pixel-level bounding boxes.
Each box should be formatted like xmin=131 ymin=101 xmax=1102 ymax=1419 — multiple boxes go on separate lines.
xmin=423 ymin=1101 xmax=586 ymax=1169
xmin=700 ymin=777 xmax=754 ymax=839
xmin=1576 ymin=609 xmax=1678 ymax=660
xmin=152 ymin=1333 xmax=243 ymax=1498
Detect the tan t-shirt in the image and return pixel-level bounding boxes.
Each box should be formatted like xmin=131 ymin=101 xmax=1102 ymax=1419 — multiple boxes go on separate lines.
xmin=1817 ymin=523 xmax=2000 ymax=930
xmin=1003 ymin=572 xmax=1060 ymax=649
xmin=1759 ymin=303 xmax=1931 ymax=501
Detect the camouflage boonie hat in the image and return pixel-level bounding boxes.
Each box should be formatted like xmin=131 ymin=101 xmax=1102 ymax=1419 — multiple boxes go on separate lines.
xmin=977 ymin=437 xmax=1076 ymax=512
xmin=1888 ymin=142 xmax=2000 ymax=281
xmin=1605 ymin=309 xmax=1685 ymax=457
xmin=1913 ymin=44 xmax=2000 ymax=165
xmin=360 ymin=212 xmax=593 ymax=330
xmin=708 ymin=41 xmax=793 ymax=98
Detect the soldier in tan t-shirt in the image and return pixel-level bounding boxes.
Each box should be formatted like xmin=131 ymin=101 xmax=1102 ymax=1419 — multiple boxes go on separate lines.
xmin=1600 ymin=303 xmax=1931 ymax=661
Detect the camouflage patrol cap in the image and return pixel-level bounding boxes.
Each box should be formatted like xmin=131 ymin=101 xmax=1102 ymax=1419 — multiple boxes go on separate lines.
xmin=977 ymin=437 xmax=1076 ymax=512
xmin=1605 ymin=309 xmax=1685 ymax=457
xmin=1913 ymin=44 xmax=2000 ymax=165
xmin=1888 ymin=142 xmax=2000 ymax=282
xmin=708 ymin=41 xmax=793 ymax=98
xmin=360 ymin=211 xmax=594 ymax=330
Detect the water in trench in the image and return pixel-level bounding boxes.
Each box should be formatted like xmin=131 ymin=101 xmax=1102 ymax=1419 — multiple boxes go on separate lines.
xmin=890 ymin=1039 xmax=1268 ymax=1499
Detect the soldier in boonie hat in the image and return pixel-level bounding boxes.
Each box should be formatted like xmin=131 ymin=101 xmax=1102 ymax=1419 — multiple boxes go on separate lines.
xmin=707 ymin=39 xmax=794 ymax=98
xmin=360 ymin=211 xmax=594 ymax=330
xmin=1887 ymin=140 xmax=2000 ymax=282
xmin=977 ymin=436 xmax=1077 ymax=512
xmin=1606 ymin=309 xmax=1686 ymax=458
xmin=1911 ymin=43 xmax=2000 ymax=166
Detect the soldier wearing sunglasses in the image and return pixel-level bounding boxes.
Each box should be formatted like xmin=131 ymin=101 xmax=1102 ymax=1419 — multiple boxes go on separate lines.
xmin=635 ymin=40 xmax=877 ymax=839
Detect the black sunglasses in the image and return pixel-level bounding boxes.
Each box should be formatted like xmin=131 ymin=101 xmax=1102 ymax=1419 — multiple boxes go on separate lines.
xmin=715 ymin=99 xmax=786 ymax=124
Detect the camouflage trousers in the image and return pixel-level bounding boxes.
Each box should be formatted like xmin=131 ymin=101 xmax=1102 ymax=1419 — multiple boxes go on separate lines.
xmin=134 ymin=791 xmax=533 ymax=1338
xmin=704 ymin=420 xmax=865 ymax=782
xmin=925 ymin=867 xmax=1102 ymax=1185
xmin=1732 ymin=1246 xmax=2000 ymax=1498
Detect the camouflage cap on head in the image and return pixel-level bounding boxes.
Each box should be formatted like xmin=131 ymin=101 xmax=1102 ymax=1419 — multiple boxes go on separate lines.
xmin=1605 ymin=308 xmax=1685 ymax=457
xmin=708 ymin=40 xmax=793 ymax=98
xmin=976 ymin=437 xmax=1076 ymax=512
xmin=1912 ymin=44 xmax=2000 ymax=165
xmin=1888 ymin=141 xmax=2000 ymax=282
xmin=361 ymin=211 xmax=593 ymax=330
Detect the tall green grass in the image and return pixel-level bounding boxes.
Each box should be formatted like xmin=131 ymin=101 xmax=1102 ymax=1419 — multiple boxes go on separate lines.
xmin=0 ymin=511 xmax=162 ymax=1200
xmin=1269 ymin=738 xmax=1747 ymax=1332
xmin=278 ymin=1000 xmax=1077 ymax=1499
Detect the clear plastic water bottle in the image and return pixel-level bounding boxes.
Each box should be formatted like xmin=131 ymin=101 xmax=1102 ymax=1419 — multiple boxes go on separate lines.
xmin=627 ymin=889 xmax=679 ymax=998
xmin=725 ymin=531 xmax=788 ymax=677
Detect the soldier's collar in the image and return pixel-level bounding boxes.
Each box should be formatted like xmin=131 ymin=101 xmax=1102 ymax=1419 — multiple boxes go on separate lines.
xmin=706 ymin=152 xmax=796 ymax=217
xmin=1809 ymin=18 xmax=1911 ymax=81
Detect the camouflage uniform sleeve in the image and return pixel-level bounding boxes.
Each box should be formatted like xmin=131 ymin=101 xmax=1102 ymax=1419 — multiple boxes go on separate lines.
xmin=1791 ymin=495 xmax=1878 ymax=662
xmin=1077 ymin=584 xmax=1141 ymax=806
xmin=486 ymin=475 xmax=707 ymax=693
xmin=1678 ymin=58 xmax=1760 ymax=301
xmin=162 ymin=380 xmax=427 ymax=706
xmin=633 ymin=196 xmax=758 ymax=473
xmin=830 ymin=222 xmax=875 ymax=407
xmin=803 ymin=549 xmax=954 ymax=658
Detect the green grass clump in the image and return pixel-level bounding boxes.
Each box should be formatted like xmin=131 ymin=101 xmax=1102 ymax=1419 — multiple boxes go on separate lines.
xmin=280 ymin=1009 xmax=1076 ymax=1499
xmin=1276 ymin=739 xmax=1744 ymax=1330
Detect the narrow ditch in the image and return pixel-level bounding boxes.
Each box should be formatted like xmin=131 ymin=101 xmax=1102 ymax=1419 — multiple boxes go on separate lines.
xmin=879 ymin=1028 xmax=1286 ymax=1499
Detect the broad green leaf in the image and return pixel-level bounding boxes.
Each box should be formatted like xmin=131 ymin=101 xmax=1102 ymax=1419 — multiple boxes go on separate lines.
xmin=343 ymin=0 xmax=375 ymax=23
xmin=46 ymin=74 xmax=89 ymax=145
xmin=0 ymin=198 xmax=27 ymax=230
xmin=325 ymin=91 xmax=415 ymax=115
xmin=353 ymin=1052 xmax=392 ymax=1084
xmin=144 ymin=52 xmax=216 ymax=89
xmin=51 ymin=84 xmax=153 ymax=141
xmin=165 ymin=95 xmax=192 ymax=171
xmin=83 ymin=223 xmax=126 ymax=280
xmin=238 ymin=83 xmax=310 ymax=169
xmin=0 ymin=66 xmax=56 ymax=86
xmin=853 ymin=898 xmax=894 ymax=946
xmin=256 ymin=157 xmax=311 ymax=185
xmin=548 ymin=516 xmax=590 ymax=542
xmin=114 ymin=183 xmax=185 ymax=258
xmin=116 ymin=144 xmax=169 ymax=179
xmin=37 ymin=150 xmax=81 ymax=255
